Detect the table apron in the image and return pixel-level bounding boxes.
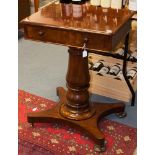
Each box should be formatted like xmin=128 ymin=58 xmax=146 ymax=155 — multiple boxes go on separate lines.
xmin=24 ymin=20 xmax=131 ymax=52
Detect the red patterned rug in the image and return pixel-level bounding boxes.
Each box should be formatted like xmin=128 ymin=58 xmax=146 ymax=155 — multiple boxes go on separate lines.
xmin=18 ymin=90 xmax=137 ymax=155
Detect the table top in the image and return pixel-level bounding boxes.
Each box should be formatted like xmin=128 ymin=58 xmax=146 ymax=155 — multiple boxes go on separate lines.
xmin=22 ymin=2 xmax=134 ymax=35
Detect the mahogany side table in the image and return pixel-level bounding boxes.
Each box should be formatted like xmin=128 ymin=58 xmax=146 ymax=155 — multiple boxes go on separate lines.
xmin=21 ymin=2 xmax=134 ymax=152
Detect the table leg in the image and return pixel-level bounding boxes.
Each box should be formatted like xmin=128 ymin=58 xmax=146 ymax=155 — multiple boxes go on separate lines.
xmin=27 ymin=47 xmax=126 ymax=152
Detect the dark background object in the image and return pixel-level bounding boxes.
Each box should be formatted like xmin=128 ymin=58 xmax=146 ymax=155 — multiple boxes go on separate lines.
xmin=18 ymin=0 xmax=31 ymax=38
xmin=18 ymin=0 xmax=31 ymax=29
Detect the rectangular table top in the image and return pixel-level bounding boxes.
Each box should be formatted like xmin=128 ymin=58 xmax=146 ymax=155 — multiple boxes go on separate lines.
xmin=21 ymin=2 xmax=135 ymax=51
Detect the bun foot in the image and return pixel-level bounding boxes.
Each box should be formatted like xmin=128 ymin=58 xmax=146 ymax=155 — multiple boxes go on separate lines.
xmin=31 ymin=123 xmax=34 ymax=128
xmin=94 ymin=142 xmax=106 ymax=152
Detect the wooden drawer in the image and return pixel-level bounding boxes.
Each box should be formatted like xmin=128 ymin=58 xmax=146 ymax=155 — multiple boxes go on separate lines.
xmin=23 ymin=23 xmax=129 ymax=51
xmin=24 ymin=25 xmax=71 ymax=45
xmin=88 ymin=53 xmax=137 ymax=102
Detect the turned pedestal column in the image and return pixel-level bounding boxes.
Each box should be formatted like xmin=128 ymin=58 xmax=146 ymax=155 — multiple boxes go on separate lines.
xmin=60 ymin=48 xmax=95 ymax=120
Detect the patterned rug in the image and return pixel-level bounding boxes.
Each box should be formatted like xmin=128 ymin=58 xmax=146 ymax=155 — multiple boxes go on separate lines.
xmin=18 ymin=90 xmax=137 ymax=155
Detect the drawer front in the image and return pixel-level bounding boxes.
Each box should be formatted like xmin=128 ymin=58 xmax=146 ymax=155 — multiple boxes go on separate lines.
xmin=24 ymin=25 xmax=113 ymax=51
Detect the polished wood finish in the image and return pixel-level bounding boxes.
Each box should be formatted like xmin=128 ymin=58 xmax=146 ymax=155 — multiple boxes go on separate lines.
xmin=60 ymin=48 xmax=96 ymax=120
xmin=28 ymin=87 xmax=125 ymax=151
xmin=21 ymin=2 xmax=134 ymax=152
xmin=22 ymin=3 xmax=134 ymax=51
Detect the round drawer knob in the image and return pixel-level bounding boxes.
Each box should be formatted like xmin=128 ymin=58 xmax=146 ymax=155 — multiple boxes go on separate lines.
xmin=84 ymin=37 xmax=89 ymax=43
xmin=38 ymin=31 xmax=45 ymax=36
